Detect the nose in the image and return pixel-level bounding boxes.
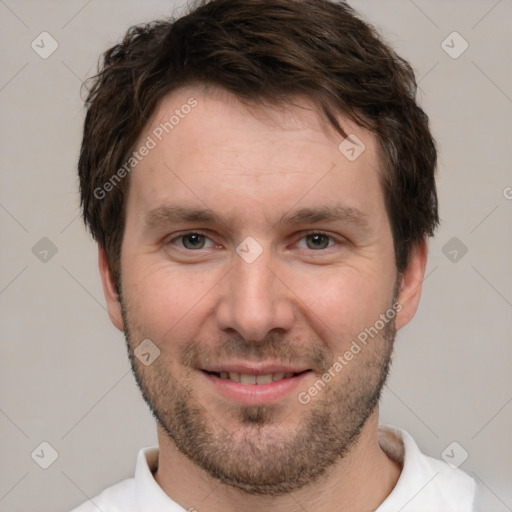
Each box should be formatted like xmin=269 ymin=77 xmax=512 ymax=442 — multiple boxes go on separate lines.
xmin=215 ymin=247 xmax=295 ymax=342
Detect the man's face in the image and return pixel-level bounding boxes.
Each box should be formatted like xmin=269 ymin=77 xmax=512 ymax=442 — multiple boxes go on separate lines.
xmin=101 ymin=85 xmax=423 ymax=495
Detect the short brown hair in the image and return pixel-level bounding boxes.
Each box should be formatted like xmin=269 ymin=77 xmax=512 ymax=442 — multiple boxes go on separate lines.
xmin=79 ymin=0 xmax=439 ymax=288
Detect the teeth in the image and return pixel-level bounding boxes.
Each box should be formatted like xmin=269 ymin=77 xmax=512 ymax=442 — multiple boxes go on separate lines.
xmin=256 ymin=374 xmax=273 ymax=384
xmin=240 ymin=374 xmax=256 ymax=385
xmin=216 ymin=371 xmax=297 ymax=385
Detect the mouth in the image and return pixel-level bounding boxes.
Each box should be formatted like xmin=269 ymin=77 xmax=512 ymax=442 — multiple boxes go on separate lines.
xmin=199 ymin=367 xmax=313 ymax=405
xmin=202 ymin=369 xmax=310 ymax=385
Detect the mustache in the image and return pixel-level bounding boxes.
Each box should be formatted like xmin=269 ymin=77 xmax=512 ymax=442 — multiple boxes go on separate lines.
xmin=180 ymin=334 xmax=332 ymax=373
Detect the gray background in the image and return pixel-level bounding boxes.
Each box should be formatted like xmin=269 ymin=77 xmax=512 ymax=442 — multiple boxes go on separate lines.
xmin=1 ymin=1 xmax=511 ymax=511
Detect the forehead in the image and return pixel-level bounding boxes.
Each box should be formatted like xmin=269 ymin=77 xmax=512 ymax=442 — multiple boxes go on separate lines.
xmin=126 ymin=84 xmax=385 ymax=230
xmin=148 ymin=84 xmax=369 ymax=155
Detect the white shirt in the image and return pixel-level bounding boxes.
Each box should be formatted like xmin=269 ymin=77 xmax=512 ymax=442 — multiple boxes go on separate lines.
xmin=71 ymin=425 xmax=477 ymax=511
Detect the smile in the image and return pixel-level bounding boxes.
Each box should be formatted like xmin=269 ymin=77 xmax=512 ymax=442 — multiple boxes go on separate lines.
xmin=200 ymin=368 xmax=312 ymax=405
xmin=203 ymin=370 xmax=307 ymax=385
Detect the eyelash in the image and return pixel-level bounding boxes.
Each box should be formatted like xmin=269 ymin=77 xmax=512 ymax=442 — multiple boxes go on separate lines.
xmin=167 ymin=230 xmax=343 ymax=252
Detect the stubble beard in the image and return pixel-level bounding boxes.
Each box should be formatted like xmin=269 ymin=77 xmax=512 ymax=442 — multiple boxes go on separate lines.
xmin=120 ymin=297 xmax=396 ymax=496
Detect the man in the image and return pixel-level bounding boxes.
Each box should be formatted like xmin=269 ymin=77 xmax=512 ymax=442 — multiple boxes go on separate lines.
xmin=73 ymin=0 xmax=477 ymax=510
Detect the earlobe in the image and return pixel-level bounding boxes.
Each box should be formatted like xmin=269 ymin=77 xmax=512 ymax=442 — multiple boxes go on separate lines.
xmin=98 ymin=246 xmax=124 ymax=332
xmin=395 ymin=240 xmax=428 ymax=331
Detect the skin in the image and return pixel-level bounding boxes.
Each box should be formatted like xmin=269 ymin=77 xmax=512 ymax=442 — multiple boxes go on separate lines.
xmin=99 ymin=84 xmax=427 ymax=512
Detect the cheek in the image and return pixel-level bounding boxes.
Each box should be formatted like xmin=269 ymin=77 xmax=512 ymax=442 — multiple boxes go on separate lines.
xmin=291 ymin=266 xmax=395 ymax=344
xmin=121 ymin=260 xmax=218 ymax=340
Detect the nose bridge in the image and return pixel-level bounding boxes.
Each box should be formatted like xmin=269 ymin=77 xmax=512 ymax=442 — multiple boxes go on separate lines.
xmin=215 ymin=243 xmax=294 ymax=341
xmin=235 ymin=249 xmax=274 ymax=304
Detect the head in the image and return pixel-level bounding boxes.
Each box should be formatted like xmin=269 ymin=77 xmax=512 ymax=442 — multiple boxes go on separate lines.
xmin=79 ymin=0 xmax=438 ymax=496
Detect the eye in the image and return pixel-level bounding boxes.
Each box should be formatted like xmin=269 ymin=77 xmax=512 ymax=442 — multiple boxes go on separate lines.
xmin=171 ymin=232 xmax=216 ymax=250
xmin=296 ymin=232 xmax=338 ymax=250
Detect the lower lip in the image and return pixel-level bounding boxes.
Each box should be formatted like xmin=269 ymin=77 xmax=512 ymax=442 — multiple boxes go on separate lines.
xmin=200 ymin=370 xmax=311 ymax=406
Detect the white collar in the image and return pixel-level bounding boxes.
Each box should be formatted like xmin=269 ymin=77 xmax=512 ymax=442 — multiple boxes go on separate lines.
xmin=376 ymin=425 xmax=475 ymax=511
xmin=131 ymin=425 xmax=476 ymax=511
xmin=134 ymin=446 xmax=183 ymax=510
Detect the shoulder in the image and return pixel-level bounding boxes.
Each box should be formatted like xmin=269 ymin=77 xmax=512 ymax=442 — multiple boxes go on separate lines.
xmin=69 ymin=446 xmax=159 ymax=512
xmin=69 ymin=477 xmax=136 ymax=512
xmin=378 ymin=425 xmax=477 ymax=512
xmin=423 ymin=452 xmax=476 ymax=508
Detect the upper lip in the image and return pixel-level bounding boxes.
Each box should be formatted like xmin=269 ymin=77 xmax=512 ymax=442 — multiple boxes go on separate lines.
xmin=201 ymin=363 xmax=311 ymax=375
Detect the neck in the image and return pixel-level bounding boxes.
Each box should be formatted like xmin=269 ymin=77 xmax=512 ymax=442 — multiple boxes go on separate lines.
xmin=154 ymin=409 xmax=401 ymax=512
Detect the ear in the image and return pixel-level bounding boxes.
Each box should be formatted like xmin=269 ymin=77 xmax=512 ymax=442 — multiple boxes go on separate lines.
xmin=395 ymin=239 xmax=428 ymax=330
xmin=98 ymin=245 xmax=124 ymax=331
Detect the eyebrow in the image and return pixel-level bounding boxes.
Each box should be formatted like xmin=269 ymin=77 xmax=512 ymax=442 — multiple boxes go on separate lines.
xmin=145 ymin=205 xmax=220 ymax=227
xmin=144 ymin=203 xmax=370 ymax=232
xmin=277 ymin=205 xmax=368 ymax=230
